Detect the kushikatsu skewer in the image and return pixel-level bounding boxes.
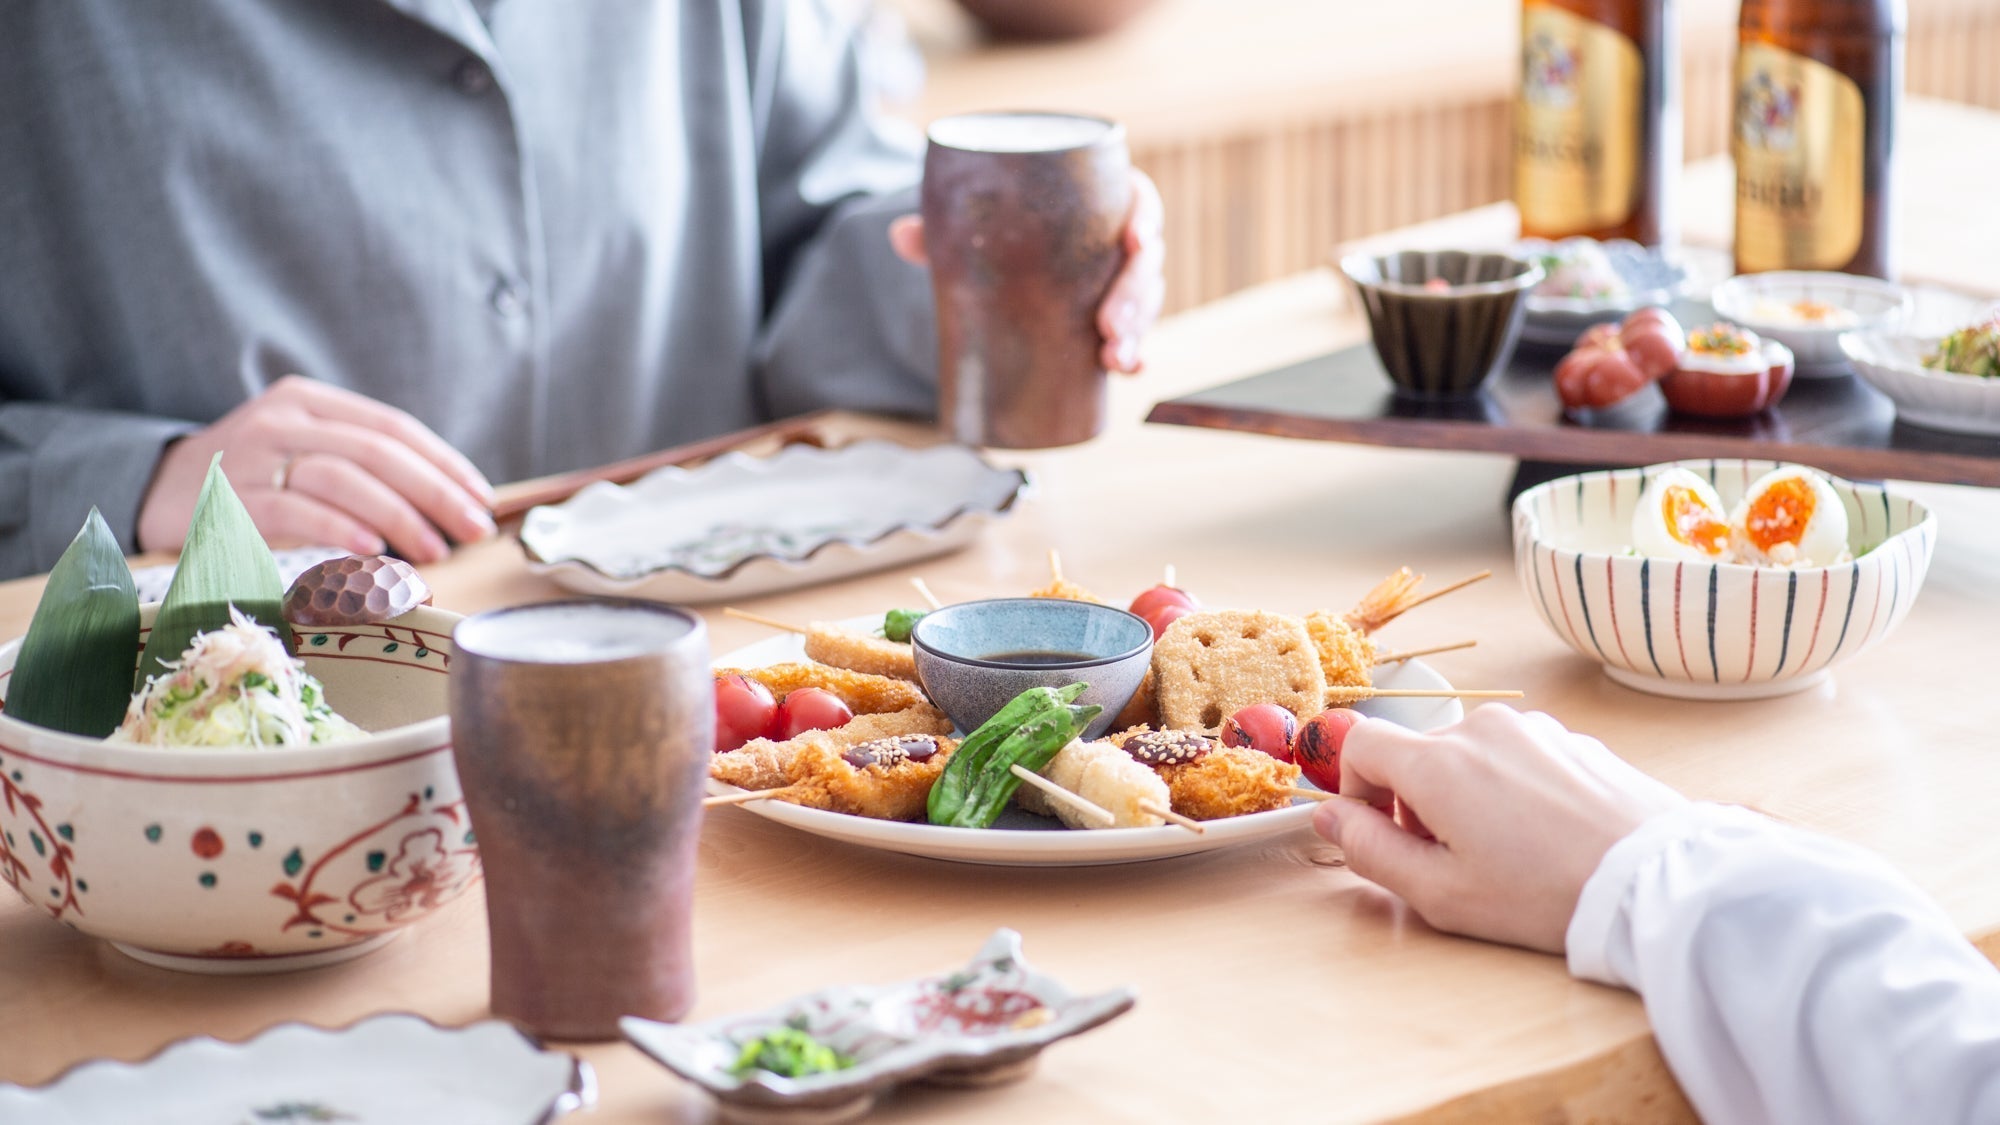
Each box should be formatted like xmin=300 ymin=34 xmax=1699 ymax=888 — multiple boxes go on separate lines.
xmin=704 ymin=786 xmax=792 ymax=808
xmin=1327 ymin=686 xmax=1524 ymax=704
xmin=1008 ymin=764 xmax=1115 ymax=828
xmin=1282 ymin=787 xmax=1367 ymax=805
xmin=1371 ymin=639 xmax=1477 ymax=665
xmin=722 ymin=608 xmax=919 ymax=681
xmin=1139 ymin=801 xmax=1205 ymax=833
xmin=1400 ymin=569 xmax=1492 ymax=614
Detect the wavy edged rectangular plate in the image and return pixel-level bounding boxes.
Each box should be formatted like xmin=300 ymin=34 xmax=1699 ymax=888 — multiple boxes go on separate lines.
xmin=622 ymin=928 xmax=1134 ymax=1124
xmin=519 ymin=441 xmax=1029 ymax=603
xmin=0 ymin=1013 xmax=593 ymax=1124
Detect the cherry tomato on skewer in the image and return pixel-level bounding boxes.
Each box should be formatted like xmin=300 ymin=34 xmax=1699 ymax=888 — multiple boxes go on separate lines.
xmin=1294 ymin=708 xmax=1361 ymax=794
xmin=714 ymin=674 xmax=778 ymax=753
xmin=1220 ymin=703 xmax=1299 ymax=763
xmin=1129 ymin=584 xmax=1197 ymax=622
xmin=1143 ymin=602 xmax=1194 ymax=640
xmin=772 ymin=687 xmax=855 ymax=740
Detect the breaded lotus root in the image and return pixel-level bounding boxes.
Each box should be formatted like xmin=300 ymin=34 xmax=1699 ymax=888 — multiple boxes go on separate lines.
xmin=1306 ymin=610 xmax=1377 ymax=690
xmin=715 ymin=661 xmax=928 ymax=717
xmin=1158 ymin=744 xmax=1302 ymax=820
xmin=1111 ymin=669 xmax=1159 ymax=730
xmin=1152 ymin=610 xmax=1326 ymax=733
xmin=1029 ymin=579 xmax=1100 ymax=603
xmin=710 ymin=703 xmax=953 ymax=791
xmin=802 ymin=625 xmax=917 ymax=682
xmin=780 ymin=734 xmax=956 ymax=821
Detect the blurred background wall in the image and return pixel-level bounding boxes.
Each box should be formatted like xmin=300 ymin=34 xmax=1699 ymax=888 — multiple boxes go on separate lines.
xmin=874 ymin=0 xmax=2000 ymax=312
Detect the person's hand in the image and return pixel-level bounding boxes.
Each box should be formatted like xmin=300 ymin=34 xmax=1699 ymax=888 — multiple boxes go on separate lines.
xmin=889 ymin=168 xmax=1166 ymax=374
xmin=137 ymin=376 xmax=497 ymax=564
xmin=1312 ymin=705 xmax=1686 ymax=954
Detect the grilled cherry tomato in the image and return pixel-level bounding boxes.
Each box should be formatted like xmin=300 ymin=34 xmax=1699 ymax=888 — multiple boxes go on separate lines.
xmin=715 ymin=674 xmax=778 ymax=753
xmin=1293 ymin=708 xmax=1361 ymax=793
xmin=772 ymin=687 xmax=855 ymax=740
xmin=1220 ymin=703 xmax=1299 ymax=763
xmin=1129 ymin=584 xmax=1197 ymax=622
xmin=1143 ymin=602 xmax=1194 ymax=640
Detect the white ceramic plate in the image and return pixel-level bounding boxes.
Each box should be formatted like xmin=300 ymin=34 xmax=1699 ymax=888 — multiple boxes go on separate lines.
xmin=0 ymin=1013 xmax=594 ymax=1124
xmin=520 ymin=442 xmax=1029 ymax=604
xmin=1516 ymin=238 xmax=1689 ymax=349
xmin=1843 ymin=328 xmax=2000 ymax=438
xmin=708 ymin=623 xmax=1463 ymax=867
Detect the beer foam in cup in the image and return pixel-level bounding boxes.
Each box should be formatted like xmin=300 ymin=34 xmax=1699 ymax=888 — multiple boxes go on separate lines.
xmin=928 ymin=112 xmax=1116 ymax=153
xmin=456 ymin=602 xmax=695 ymax=663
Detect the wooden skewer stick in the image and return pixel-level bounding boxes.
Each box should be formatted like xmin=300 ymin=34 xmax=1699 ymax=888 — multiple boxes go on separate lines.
xmin=1402 ymin=570 xmax=1493 ymax=613
xmin=1329 ymin=687 xmax=1524 ymax=702
xmin=722 ymin=607 xmax=811 ymax=635
xmin=1371 ymin=639 xmax=1478 ymax=665
xmin=1138 ymin=800 xmax=1206 ymax=834
xmin=911 ymin=577 xmax=944 ymax=611
xmin=1009 ymin=765 xmax=1115 ymax=827
xmin=1048 ymin=548 xmax=1066 ymax=585
xmin=1284 ymin=787 xmax=1369 ymax=805
xmin=703 ymin=786 xmax=793 ymax=808
xmin=1163 ymin=563 xmax=1177 ymax=588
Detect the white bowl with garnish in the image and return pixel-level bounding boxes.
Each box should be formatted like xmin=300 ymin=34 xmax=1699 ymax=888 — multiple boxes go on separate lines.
xmin=1842 ymin=328 xmax=2000 ymax=437
xmin=1515 ymin=237 xmax=1690 ymax=348
xmin=0 ymin=604 xmax=473 ymax=972
xmin=1712 ymin=271 xmax=1912 ymax=376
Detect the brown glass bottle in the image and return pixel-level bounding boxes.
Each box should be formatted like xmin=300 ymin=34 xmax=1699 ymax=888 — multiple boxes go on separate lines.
xmin=1733 ymin=0 xmax=1904 ymax=278
xmin=1515 ymin=0 xmax=1679 ymax=246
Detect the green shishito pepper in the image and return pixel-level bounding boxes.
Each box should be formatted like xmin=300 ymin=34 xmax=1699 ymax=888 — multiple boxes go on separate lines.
xmin=882 ymin=608 xmax=926 ymax=643
xmin=927 ymin=683 xmax=1101 ymax=829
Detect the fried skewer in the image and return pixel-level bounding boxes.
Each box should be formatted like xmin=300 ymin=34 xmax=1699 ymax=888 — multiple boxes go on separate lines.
xmin=722 ymin=608 xmax=918 ymax=682
xmin=1032 ymin=548 xmax=1099 ymax=602
xmin=1372 ymin=639 xmax=1477 ymax=664
xmin=1009 ymin=765 xmax=1115 ymax=827
xmin=705 ymin=786 xmax=792 ymax=808
xmin=911 ymin=577 xmax=944 ymax=611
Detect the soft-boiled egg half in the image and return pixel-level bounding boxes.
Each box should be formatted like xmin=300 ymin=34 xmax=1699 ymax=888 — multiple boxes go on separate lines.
xmin=1632 ymin=468 xmax=1734 ymax=562
xmin=1730 ymin=467 xmax=1850 ymax=567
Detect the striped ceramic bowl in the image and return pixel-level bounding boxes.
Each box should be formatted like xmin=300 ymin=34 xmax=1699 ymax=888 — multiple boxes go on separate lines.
xmin=1512 ymin=461 xmax=1937 ymax=700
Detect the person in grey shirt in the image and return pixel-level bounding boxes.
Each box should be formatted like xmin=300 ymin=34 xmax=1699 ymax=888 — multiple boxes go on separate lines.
xmin=0 ymin=0 xmax=1164 ymax=578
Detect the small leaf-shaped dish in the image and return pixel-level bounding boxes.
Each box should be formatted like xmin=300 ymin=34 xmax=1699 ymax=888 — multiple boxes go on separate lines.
xmin=0 ymin=1013 xmax=594 ymax=1124
xmin=518 ymin=441 xmax=1030 ymax=604
xmin=622 ymin=929 xmax=1135 ymax=1124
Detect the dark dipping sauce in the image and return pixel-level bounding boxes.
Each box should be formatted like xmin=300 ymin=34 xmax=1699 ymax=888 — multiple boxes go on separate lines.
xmin=982 ymin=650 xmax=1097 ymax=665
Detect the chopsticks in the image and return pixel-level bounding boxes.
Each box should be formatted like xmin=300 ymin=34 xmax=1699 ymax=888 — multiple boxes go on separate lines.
xmin=489 ymin=410 xmax=833 ymax=521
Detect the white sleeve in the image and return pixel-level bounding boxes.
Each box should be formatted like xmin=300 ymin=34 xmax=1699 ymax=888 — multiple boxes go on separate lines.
xmin=1566 ymin=803 xmax=2000 ymax=1125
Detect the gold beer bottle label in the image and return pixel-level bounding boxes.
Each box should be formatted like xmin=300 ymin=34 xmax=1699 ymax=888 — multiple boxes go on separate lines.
xmin=1733 ymin=42 xmax=1866 ymax=272
xmin=1515 ymin=5 xmax=1642 ymax=234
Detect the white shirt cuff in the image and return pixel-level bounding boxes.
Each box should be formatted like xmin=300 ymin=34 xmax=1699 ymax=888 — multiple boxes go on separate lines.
xmin=1565 ymin=802 xmax=1762 ymax=987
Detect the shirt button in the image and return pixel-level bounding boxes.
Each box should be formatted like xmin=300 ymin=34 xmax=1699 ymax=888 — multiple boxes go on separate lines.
xmin=452 ymin=57 xmax=494 ymax=96
xmin=489 ymin=278 xmax=525 ymax=320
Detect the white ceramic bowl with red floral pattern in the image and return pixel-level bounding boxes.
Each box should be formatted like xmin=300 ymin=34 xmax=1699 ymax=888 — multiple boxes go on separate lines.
xmin=0 ymin=605 xmax=474 ymax=973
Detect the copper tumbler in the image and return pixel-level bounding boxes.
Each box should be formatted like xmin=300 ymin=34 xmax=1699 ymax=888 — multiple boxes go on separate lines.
xmin=923 ymin=111 xmax=1131 ymax=449
xmin=449 ymin=600 xmax=712 ymax=1041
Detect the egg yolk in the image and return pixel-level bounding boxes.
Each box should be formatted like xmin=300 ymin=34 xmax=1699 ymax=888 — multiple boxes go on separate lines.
xmin=1743 ymin=477 xmax=1817 ymax=552
xmin=1663 ymin=487 xmax=1730 ymax=556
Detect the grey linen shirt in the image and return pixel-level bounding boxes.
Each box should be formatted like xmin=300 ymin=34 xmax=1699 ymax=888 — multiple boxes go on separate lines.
xmin=0 ymin=0 xmax=938 ymax=577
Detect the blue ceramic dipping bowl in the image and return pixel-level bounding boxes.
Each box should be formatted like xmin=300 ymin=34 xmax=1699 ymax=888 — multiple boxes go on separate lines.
xmin=910 ymin=598 xmax=1153 ymax=740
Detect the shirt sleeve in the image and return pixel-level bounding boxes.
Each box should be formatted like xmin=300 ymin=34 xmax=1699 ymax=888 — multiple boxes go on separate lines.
xmin=742 ymin=0 xmax=938 ymax=422
xmin=1567 ymin=802 xmax=2000 ymax=1125
xmin=0 ymin=400 xmax=195 ymax=575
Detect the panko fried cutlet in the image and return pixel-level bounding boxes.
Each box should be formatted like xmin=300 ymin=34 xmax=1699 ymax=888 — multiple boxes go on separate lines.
xmin=1306 ymin=610 xmax=1376 ymax=690
xmin=1152 ymin=610 xmax=1325 ymax=733
xmin=715 ymin=661 xmax=928 ymax=717
xmin=1112 ymin=669 xmax=1160 ymax=730
xmin=710 ymin=703 xmax=953 ymax=791
xmin=801 ymin=625 xmax=918 ymax=682
xmin=779 ymin=734 xmax=955 ymax=821
xmin=1029 ymin=579 xmax=1100 ymax=602
xmin=1157 ymin=743 xmax=1302 ymax=820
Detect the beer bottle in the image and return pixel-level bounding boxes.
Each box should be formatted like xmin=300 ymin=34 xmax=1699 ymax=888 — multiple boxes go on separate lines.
xmin=1515 ymin=0 xmax=1680 ymax=247
xmin=1733 ymin=0 xmax=1904 ymax=278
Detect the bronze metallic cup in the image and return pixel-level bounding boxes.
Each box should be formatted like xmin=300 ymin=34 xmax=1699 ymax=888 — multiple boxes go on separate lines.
xmin=449 ymin=600 xmax=712 ymax=1041
xmin=922 ymin=111 xmax=1131 ymax=449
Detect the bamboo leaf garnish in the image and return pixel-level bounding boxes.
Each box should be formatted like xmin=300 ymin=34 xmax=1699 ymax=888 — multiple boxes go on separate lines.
xmin=6 ymin=508 xmax=141 ymax=737
xmin=136 ymin=455 xmax=290 ymax=689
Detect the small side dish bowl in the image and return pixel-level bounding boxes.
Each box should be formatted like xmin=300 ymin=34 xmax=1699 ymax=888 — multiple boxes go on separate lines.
xmin=1513 ymin=460 xmax=1935 ymax=700
xmin=1659 ymin=338 xmax=1796 ymax=418
xmin=0 ymin=605 xmax=475 ymax=973
xmin=622 ymin=928 xmax=1135 ymax=1125
xmin=1712 ymin=271 xmax=1912 ymax=375
xmin=910 ymin=598 xmax=1152 ymax=739
xmin=1842 ymin=329 xmax=2000 ymax=437
xmin=1340 ymin=249 xmax=1542 ymax=398
xmin=1516 ymin=237 xmax=1689 ymax=349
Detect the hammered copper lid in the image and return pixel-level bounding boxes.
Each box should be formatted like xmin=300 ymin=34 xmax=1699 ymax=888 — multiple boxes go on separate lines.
xmin=283 ymin=555 xmax=433 ymax=627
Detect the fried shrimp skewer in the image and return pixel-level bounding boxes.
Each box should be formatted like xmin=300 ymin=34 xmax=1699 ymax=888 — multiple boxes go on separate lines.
xmin=1309 ymin=569 xmax=1492 ymax=688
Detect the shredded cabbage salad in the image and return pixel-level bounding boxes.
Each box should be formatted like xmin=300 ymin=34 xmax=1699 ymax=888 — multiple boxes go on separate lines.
xmin=110 ymin=607 xmax=362 ymax=748
xmin=1925 ymin=315 xmax=2000 ymax=379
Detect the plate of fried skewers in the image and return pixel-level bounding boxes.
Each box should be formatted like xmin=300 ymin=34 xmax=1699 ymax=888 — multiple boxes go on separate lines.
xmin=703 ymin=559 xmax=1514 ymax=866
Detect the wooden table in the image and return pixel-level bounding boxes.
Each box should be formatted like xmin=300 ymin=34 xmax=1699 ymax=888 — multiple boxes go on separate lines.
xmin=8 ymin=136 xmax=2000 ymax=1125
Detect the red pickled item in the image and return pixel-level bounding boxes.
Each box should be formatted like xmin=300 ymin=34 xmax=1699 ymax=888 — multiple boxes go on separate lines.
xmin=1144 ymin=602 xmax=1193 ymax=640
xmin=773 ymin=687 xmax=855 ymax=740
xmin=1294 ymin=708 xmax=1360 ymax=793
xmin=714 ymin=674 xmax=778 ymax=753
xmin=1554 ymin=307 xmax=1686 ymax=410
xmin=1129 ymin=584 xmax=1197 ymax=622
xmin=1220 ymin=703 xmax=1299 ymax=763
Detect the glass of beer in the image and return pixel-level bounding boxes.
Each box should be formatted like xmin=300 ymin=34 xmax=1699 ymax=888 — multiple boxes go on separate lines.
xmin=449 ymin=601 xmax=712 ymax=1041
xmin=922 ymin=111 xmax=1132 ymax=449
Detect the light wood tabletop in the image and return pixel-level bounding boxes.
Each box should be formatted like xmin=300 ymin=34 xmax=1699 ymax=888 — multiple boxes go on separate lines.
xmin=5 ymin=108 xmax=2000 ymax=1125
